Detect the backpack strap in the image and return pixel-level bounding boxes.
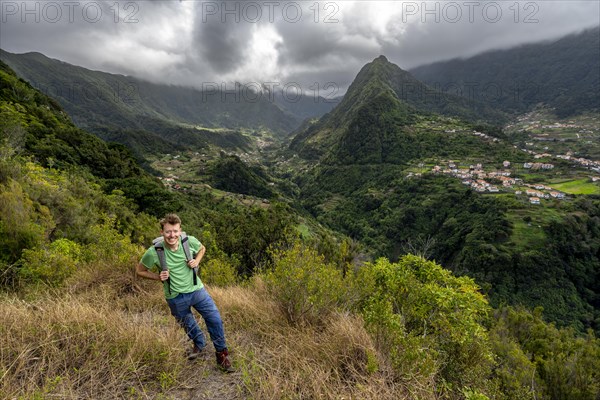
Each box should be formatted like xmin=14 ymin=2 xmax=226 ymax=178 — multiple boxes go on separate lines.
xmin=181 ymin=232 xmax=199 ymax=285
xmin=180 ymin=232 xmax=192 ymax=261
xmin=153 ymin=236 xmax=170 ymax=295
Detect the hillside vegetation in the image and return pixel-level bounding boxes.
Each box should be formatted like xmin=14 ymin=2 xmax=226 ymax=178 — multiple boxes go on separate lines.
xmin=1 ymin=54 xmax=599 ymax=399
xmin=4 ymin=36 xmax=598 ymax=335
xmin=288 ymin=55 xmax=600 ymax=333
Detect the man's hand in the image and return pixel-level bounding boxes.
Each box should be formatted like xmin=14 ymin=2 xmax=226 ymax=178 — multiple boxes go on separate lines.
xmin=159 ymin=270 xmax=170 ymax=281
xmin=136 ymin=262 xmax=169 ymax=282
xmin=187 ymin=259 xmax=199 ymax=268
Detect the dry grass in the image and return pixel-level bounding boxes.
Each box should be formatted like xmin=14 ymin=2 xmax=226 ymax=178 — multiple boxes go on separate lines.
xmin=1 ymin=271 xmax=410 ymax=399
xmin=0 ymin=290 xmax=186 ymax=399
xmin=211 ymin=278 xmax=408 ymax=400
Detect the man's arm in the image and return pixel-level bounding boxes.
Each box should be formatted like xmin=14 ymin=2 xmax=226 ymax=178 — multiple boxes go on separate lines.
xmin=136 ymin=262 xmax=169 ymax=281
xmin=187 ymin=245 xmax=206 ymax=269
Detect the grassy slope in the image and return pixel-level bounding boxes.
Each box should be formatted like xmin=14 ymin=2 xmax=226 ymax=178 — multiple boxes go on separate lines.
xmin=3 ymin=249 xmax=598 ymax=400
xmin=0 ymin=273 xmax=402 ymax=400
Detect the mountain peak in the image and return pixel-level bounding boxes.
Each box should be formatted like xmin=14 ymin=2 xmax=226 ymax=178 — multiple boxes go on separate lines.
xmin=290 ymin=54 xmax=508 ymax=161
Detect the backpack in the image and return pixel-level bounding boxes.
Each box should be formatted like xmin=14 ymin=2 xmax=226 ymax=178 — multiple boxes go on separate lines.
xmin=152 ymin=232 xmax=198 ymax=295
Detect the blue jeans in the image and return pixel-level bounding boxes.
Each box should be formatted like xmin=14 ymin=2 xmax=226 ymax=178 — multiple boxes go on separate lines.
xmin=166 ymin=288 xmax=227 ymax=352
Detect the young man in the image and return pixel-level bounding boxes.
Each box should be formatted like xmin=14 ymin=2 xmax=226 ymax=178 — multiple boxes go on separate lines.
xmin=136 ymin=213 xmax=234 ymax=372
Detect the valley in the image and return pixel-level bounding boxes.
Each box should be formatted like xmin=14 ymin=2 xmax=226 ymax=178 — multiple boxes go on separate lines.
xmin=2 ymin=10 xmax=599 ymax=400
xmin=150 ymin=112 xmax=600 ymax=202
xmin=4 ymin=44 xmax=594 ymax=332
xmin=143 ymin=100 xmax=600 ymax=301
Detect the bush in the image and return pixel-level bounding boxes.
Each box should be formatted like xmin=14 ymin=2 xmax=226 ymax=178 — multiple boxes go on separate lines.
xmin=263 ymin=242 xmax=347 ymax=325
xmin=354 ymin=255 xmax=494 ymax=397
xmin=0 ymin=179 xmax=50 ymax=264
xmin=490 ymin=306 xmax=600 ymax=400
xmin=19 ymin=239 xmax=81 ymax=286
xmin=80 ymin=218 xmax=142 ymax=268
xmin=200 ymin=258 xmax=238 ymax=287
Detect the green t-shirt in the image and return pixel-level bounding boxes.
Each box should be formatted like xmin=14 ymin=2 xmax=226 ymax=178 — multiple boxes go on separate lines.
xmin=140 ymin=235 xmax=204 ymax=299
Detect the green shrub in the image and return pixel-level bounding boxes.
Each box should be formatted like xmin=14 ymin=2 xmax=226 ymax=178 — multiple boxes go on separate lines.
xmin=355 ymin=255 xmax=494 ymax=396
xmin=263 ymin=242 xmax=347 ymax=325
xmin=488 ymin=311 xmax=539 ymax=400
xmin=200 ymin=258 xmax=238 ymax=287
xmin=19 ymin=239 xmax=81 ymax=285
xmin=81 ymin=218 xmax=143 ymax=268
xmin=0 ymin=179 xmax=50 ymax=263
xmin=462 ymin=388 xmax=491 ymax=400
xmin=490 ymin=306 xmax=600 ymax=400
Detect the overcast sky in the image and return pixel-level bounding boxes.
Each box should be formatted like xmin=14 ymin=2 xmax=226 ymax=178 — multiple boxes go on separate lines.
xmin=1 ymin=1 xmax=598 ymax=95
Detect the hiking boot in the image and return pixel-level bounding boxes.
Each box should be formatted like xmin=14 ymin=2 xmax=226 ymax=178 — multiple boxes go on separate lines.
xmin=215 ymin=349 xmax=235 ymax=372
xmin=187 ymin=344 xmax=205 ymax=360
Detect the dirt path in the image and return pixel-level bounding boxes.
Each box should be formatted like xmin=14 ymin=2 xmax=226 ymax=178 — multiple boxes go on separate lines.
xmin=171 ymin=352 xmax=246 ymax=400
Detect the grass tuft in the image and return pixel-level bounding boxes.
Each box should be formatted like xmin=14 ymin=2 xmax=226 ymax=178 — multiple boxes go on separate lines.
xmin=0 ymin=291 xmax=186 ymax=399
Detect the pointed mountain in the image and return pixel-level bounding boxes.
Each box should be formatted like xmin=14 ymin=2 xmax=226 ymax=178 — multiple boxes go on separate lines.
xmin=290 ymin=55 xmax=506 ymax=163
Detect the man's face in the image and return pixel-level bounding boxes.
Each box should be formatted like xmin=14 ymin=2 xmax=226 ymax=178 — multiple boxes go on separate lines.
xmin=161 ymin=223 xmax=181 ymax=247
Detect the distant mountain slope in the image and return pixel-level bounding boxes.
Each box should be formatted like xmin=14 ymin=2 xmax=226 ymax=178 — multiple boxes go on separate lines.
xmin=0 ymin=59 xmax=142 ymax=179
xmin=410 ymin=26 xmax=600 ymax=117
xmin=291 ymin=55 xmax=507 ymax=161
xmin=0 ymin=50 xmax=333 ymax=138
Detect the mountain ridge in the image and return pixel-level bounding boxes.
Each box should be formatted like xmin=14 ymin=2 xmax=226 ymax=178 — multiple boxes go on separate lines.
xmin=0 ymin=49 xmax=296 ymax=132
xmin=0 ymin=49 xmax=337 ymax=152
xmin=410 ymin=26 xmax=600 ymax=117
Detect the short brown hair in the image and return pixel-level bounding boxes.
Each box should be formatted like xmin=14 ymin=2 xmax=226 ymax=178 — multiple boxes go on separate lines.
xmin=160 ymin=213 xmax=181 ymax=229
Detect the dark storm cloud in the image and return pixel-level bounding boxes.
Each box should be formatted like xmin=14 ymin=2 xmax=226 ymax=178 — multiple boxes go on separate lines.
xmin=379 ymin=1 xmax=600 ymax=69
xmin=0 ymin=1 xmax=598 ymax=92
xmin=0 ymin=1 xmax=190 ymax=77
xmin=190 ymin=5 xmax=255 ymax=74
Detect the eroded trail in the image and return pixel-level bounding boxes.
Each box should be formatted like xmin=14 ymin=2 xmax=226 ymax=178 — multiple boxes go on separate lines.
xmin=172 ymin=354 xmax=245 ymax=400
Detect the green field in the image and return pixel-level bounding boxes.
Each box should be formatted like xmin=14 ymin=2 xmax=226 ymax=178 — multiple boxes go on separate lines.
xmin=506 ymin=206 xmax=564 ymax=251
xmin=550 ymin=179 xmax=600 ymax=195
xmin=506 ymin=212 xmax=546 ymax=250
xmin=509 ymin=219 xmax=546 ymax=250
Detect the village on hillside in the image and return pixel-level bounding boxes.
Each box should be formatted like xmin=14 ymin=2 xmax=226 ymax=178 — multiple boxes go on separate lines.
xmin=507 ymin=110 xmax=600 ymax=161
xmin=428 ymin=159 xmax=567 ymax=205
xmin=424 ymin=125 xmax=600 ymax=204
